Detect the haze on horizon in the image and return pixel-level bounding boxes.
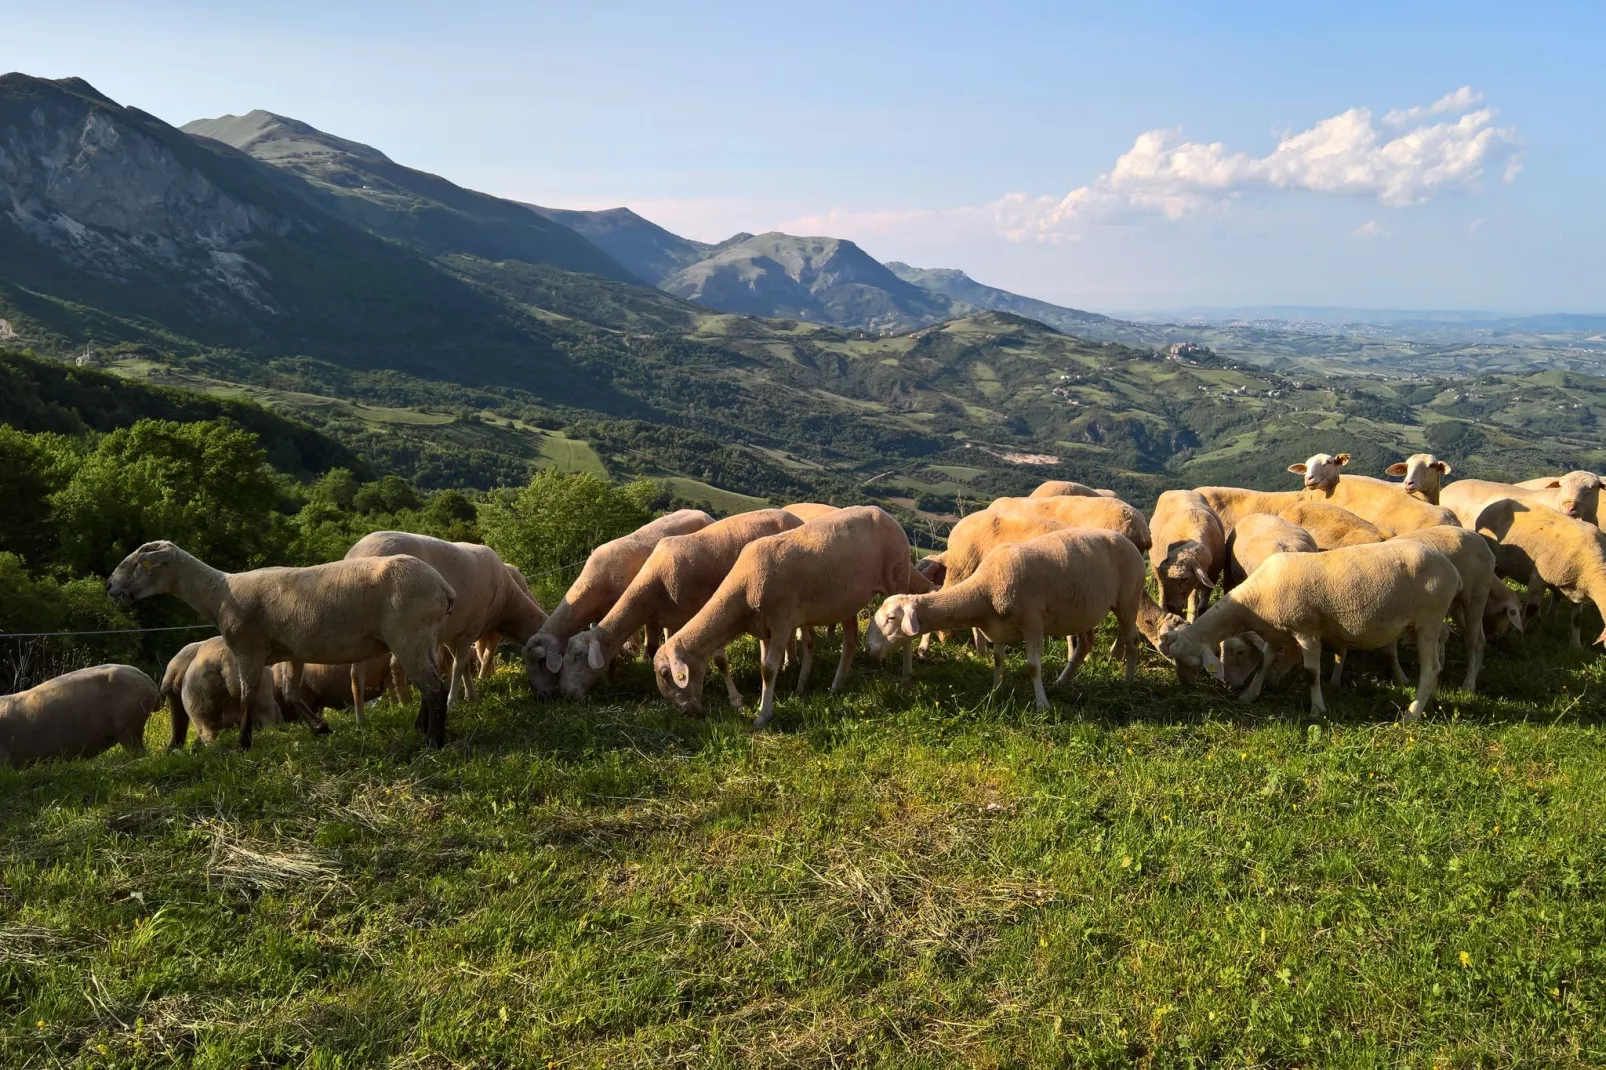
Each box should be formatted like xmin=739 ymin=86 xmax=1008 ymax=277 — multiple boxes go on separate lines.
xmin=5 ymin=0 xmax=1600 ymax=315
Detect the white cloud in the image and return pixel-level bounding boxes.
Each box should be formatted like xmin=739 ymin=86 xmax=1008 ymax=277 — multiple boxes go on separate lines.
xmin=1352 ymin=220 xmax=1389 ymax=238
xmin=1383 ymin=86 xmax=1483 ymax=126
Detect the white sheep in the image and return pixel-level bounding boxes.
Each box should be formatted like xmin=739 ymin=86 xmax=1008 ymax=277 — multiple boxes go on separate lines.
xmin=1158 ymin=541 xmax=1462 ymax=720
xmin=106 ymin=541 xmax=455 ymax=748
xmin=1277 ymin=500 xmax=1386 ymax=550
xmin=1474 ymin=499 xmax=1606 ymax=648
xmin=866 ymin=529 xmax=1144 ymax=710
xmin=1442 ymin=473 xmax=1604 ymax=529
xmin=1510 ymin=472 xmax=1605 ymax=524
xmin=1390 ymin=525 xmax=1498 ymax=692
xmin=1 ymin=665 xmax=161 ymax=766
xmin=524 ymin=509 xmax=713 ymax=696
xmin=558 ymin=509 xmax=804 ymax=702
xmin=1148 ymin=489 xmax=1225 ymax=617
xmin=1383 ymin=454 xmax=1452 ymax=504
xmin=653 ymin=506 xmax=929 ymax=727
xmin=161 ymin=637 xmax=280 ymax=747
xmin=1287 ymin=452 xmax=1459 ymax=534
xmin=988 ymin=495 xmax=1153 ymax=553
xmin=1223 ymin=514 xmax=1316 ymax=589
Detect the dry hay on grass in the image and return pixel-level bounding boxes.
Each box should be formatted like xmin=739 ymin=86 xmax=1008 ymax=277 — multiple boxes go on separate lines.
xmin=202 ymin=818 xmax=344 ymax=894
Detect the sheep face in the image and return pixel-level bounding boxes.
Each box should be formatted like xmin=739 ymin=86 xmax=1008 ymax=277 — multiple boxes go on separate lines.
xmin=915 ymin=556 xmax=947 ymax=587
xmin=105 ymin=541 xmax=180 ymax=605
xmin=557 ymin=630 xmax=607 ymax=700
xmin=1483 ymin=592 xmax=1524 ymax=640
xmin=1219 ymin=637 xmax=1260 ymax=691
xmin=1156 ymin=628 xmax=1223 ymax=685
xmin=522 ymin=633 xmax=564 ymax=698
xmin=1156 ymin=544 xmax=1215 ymax=616
xmin=1550 ymin=471 xmax=1604 ymax=520
xmin=866 ymin=595 xmax=918 ymax=658
xmin=653 ymin=641 xmax=706 ymax=715
xmin=1384 ymin=454 xmax=1450 ymax=500
xmin=1287 ymin=452 xmax=1350 ymax=491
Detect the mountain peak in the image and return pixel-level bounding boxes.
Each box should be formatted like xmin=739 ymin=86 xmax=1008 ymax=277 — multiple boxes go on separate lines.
xmin=183 ymin=111 xmax=390 ymax=163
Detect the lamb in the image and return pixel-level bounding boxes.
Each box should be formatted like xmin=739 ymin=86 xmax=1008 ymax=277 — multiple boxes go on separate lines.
xmin=1277 ymin=500 xmax=1386 ymax=549
xmin=558 ymin=509 xmax=804 ymax=702
xmin=1383 ymin=454 xmax=1452 ymax=504
xmin=161 ymin=637 xmax=280 ymax=747
xmin=1223 ymin=514 xmax=1317 ymax=589
xmin=1441 ymin=473 xmax=1604 ymax=529
xmin=1028 ymin=480 xmax=1112 ymax=498
xmin=1390 ymin=525 xmax=1498 ymax=691
xmin=653 ymin=506 xmax=927 ymax=727
xmin=1288 ymin=452 xmax=1459 ymax=534
xmin=1158 ymin=541 xmax=1462 ymax=720
xmin=346 ymin=532 xmax=547 ymax=707
xmin=782 ymin=503 xmax=840 ymax=522
xmin=106 ymin=541 xmax=455 ymax=748
xmin=0 ymin=665 xmax=160 ymax=766
xmin=1193 ymin=487 xmax=1304 ymax=528
xmin=524 ymin=509 xmax=713 ymax=696
xmin=867 ymin=529 xmax=1143 ymax=708
xmin=1148 ymin=489 xmax=1225 ymax=617
xmin=987 ymin=495 xmax=1152 ymax=553
xmin=1474 ymin=499 xmax=1606 ymax=647
xmin=273 ymin=654 xmax=397 ymax=723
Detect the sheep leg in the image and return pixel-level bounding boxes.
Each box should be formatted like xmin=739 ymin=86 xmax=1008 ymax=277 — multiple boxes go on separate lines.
xmin=1385 ymin=641 xmax=1408 ymax=685
xmin=992 ymin=642 xmax=1007 ymax=689
xmin=349 ymin=664 xmax=366 ymax=727
xmin=443 ymin=638 xmax=473 ymax=706
xmin=917 ymin=632 xmax=933 ymax=658
xmin=1187 ymin=587 xmax=1205 ymax=622
xmin=1025 ymin=628 xmax=1049 ymax=711
xmin=1329 ymin=650 xmax=1346 ymax=687
xmin=1054 ymin=633 xmax=1090 ymax=686
xmin=396 ymin=641 xmax=449 ymax=747
xmin=715 ymin=647 xmax=744 ymax=708
xmin=1120 ymin=618 xmax=1139 ymax=683
xmin=1569 ymin=602 xmax=1584 ymax=649
xmin=389 ymin=657 xmax=410 ymax=705
xmin=168 ymin=698 xmax=189 ymax=750
xmin=829 ymin=617 xmax=858 ymax=693
xmin=1405 ymin=622 xmax=1443 ymax=722
xmin=284 ymin=661 xmax=331 ymax=736
xmin=1238 ymin=639 xmax=1274 ymax=704
xmin=755 ymin=636 xmax=786 ymax=730
xmin=973 ymin=629 xmax=991 ymax=657
xmin=233 ymin=648 xmax=270 ymax=750
xmin=1297 ymin=634 xmax=1326 ymax=720
xmin=1461 ymin=604 xmax=1485 ymax=693
xmin=794 ymin=627 xmax=815 ymax=695
xmin=900 ymin=642 xmax=913 ymax=685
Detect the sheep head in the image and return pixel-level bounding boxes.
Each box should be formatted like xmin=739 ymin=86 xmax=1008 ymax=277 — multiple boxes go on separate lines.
xmin=557 ymin=629 xmax=608 ymax=700
xmin=867 ymin=595 xmax=919 ymax=658
xmin=1156 ymin=543 xmax=1215 ymax=615
xmin=652 ymin=639 xmax=706 ymax=716
xmin=1156 ymin=625 xmax=1224 ymax=684
xmin=522 ymin=633 xmax=564 ymax=698
xmin=1384 ymin=454 xmax=1451 ymax=502
xmin=1551 ymin=471 xmax=1604 ymax=520
xmin=1287 ymin=452 xmax=1350 ymax=492
xmin=105 ymin=541 xmax=181 ymax=605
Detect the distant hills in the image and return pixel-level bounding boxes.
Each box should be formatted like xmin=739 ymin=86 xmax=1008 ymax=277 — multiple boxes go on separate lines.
xmin=525 ymin=204 xmax=715 ymax=286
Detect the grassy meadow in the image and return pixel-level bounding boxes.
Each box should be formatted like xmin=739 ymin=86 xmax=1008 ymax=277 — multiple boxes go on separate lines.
xmin=4 ymin=606 xmax=1606 ymax=1068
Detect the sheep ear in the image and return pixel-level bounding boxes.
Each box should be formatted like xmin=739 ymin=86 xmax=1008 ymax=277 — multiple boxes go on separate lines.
xmin=670 ymin=654 xmax=691 ymax=689
xmin=1287 ymin=463 xmax=1307 ymax=474
xmin=543 ymin=643 xmax=563 ymax=674
xmin=1544 ymin=479 xmax=1562 ymax=489
xmin=900 ymin=602 xmax=921 ymax=636
xmin=1335 ymin=453 xmax=1351 ymax=466
xmin=1434 ymin=461 xmax=1452 ymax=475
xmin=1596 ymin=628 xmax=1606 ymax=648
xmin=1193 ymin=567 xmax=1216 ymax=589
xmin=1384 ymin=462 xmax=1408 ymax=476
xmin=587 ymin=636 xmax=606 ymax=671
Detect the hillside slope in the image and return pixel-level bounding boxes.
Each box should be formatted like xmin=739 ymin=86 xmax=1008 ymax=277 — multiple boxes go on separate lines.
xmin=885 ymin=262 xmax=1165 ymax=343
xmin=525 ymin=204 xmax=713 ymax=286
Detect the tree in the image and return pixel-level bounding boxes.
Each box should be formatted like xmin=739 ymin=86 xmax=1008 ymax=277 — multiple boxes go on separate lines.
xmin=479 ymin=471 xmax=656 ymax=600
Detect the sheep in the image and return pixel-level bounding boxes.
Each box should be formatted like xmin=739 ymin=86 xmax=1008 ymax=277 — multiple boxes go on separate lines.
xmin=469 ymin=565 xmax=539 ymax=678
xmin=1390 ymin=525 xmax=1498 ymax=691
xmin=653 ymin=506 xmax=927 ymax=727
xmin=346 ymin=532 xmax=547 ymax=707
xmin=1383 ymin=454 xmax=1452 ymax=504
xmin=988 ymin=495 xmax=1152 ymax=553
xmin=1442 ymin=473 xmax=1604 ymax=529
xmin=1158 ymin=541 xmax=1462 ymax=720
xmin=1223 ymin=514 xmax=1317 ymax=589
xmin=0 ymin=665 xmax=160 ymax=766
xmin=1277 ymin=500 xmax=1386 ymax=549
xmin=558 ymin=509 xmax=804 ymax=703
xmin=162 ymin=637 xmax=280 ymax=747
xmin=1484 ymin=579 xmax=1526 ymax=640
xmin=1287 ymin=452 xmax=1459 ymax=534
xmin=1148 ymin=489 xmax=1225 ymax=617
xmin=106 ymin=541 xmax=455 ymax=748
xmin=273 ymin=654 xmax=396 ymax=724
xmin=915 ymin=552 xmax=947 ymax=586
xmin=782 ymin=503 xmax=840 ymax=523
xmin=1474 ymin=499 xmax=1606 ymax=648
xmin=524 ymin=509 xmax=713 ymax=696
xmin=1029 ymin=480 xmax=1107 ymax=498
xmin=1193 ymin=487 xmax=1304 ymax=528
xmin=866 ymin=529 xmax=1144 ymax=710
xmin=942 ymin=510 xmax=1071 ymax=589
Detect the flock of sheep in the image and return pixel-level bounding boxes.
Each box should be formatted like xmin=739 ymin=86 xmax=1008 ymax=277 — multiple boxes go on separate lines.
xmin=3 ymin=451 xmax=1604 ymax=766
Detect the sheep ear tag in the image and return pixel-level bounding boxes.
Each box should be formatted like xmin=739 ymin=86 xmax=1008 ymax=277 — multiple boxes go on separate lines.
xmin=671 ymin=660 xmax=690 ymax=689
xmin=139 ymin=559 xmax=154 ymax=571
xmin=587 ymin=638 xmax=607 ymax=671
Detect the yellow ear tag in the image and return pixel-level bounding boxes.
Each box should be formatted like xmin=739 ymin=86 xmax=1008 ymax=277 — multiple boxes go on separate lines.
xmin=140 ymin=560 xmax=154 ymax=570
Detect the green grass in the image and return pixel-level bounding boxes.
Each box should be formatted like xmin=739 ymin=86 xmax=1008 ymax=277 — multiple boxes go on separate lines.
xmin=661 ymin=478 xmax=771 ymax=514
xmin=5 ymin=607 xmax=1606 ymax=1066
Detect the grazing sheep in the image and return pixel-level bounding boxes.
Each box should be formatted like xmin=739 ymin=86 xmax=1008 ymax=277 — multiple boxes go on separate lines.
xmin=1288 ymin=452 xmax=1459 ymax=534
xmin=106 ymin=541 xmax=455 ymax=748
xmin=1137 ymin=591 xmax=1188 ymax=653
xmin=989 ymin=495 xmax=1152 ymax=553
xmin=915 ymin=552 xmax=947 ymax=586
xmin=942 ymin=511 xmax=1071 ymax=588
xmin=559 ymin=509 xmax=804 ymax=702
xmin=346 ymin=532 xmax=547 ymax=707
xmin=1148 ymin=489 xmax=1225 ymax=617
xmin=1384 ymin=454 xmax=1452 ymax=504
xmin=1391 ymin=525 xmax=1498 ymax=691
xmin=866 ymin=529 xmax=1144 ymax=710
xmin=1484 ymin=580 xmax=1526 ymax=640
xmin=470 ymin=565 xmax=540 ymax=677
xmin=162 ymin=637 xmax=280 ymax=747
xmin=1028 ymin=480 xmax=1105 ymax=498
xmin=1193 ymin=487 xmax=1304 ymax=528
xmin=273 ymin=654 xmax=396 ymax=724
xmin=653 ymin=506 xmax=926 ymax=727
xmin=782 ymin=503 xmax=840 ymax=523
xmin=0 ymin=665 xmax=160 ymax=766
xmin=1159 ymin=541 xmax=1462 ymax=720
xmin=1442 ymin=473 xmax=1604 ymax=529
xmin=1224 ymin=514 xmax=1317 ymax=589
xmin=524 ymin=509 xmax=713 ymax=696
xmin=1474 ymin=499 xmax=1606 ymax=648
xmin=1277 ymin=499 xmax=1386 ymax=550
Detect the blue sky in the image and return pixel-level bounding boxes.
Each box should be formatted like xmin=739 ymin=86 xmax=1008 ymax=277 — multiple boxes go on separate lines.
xmin=6 ymin=1 xmax=1602 ymax=312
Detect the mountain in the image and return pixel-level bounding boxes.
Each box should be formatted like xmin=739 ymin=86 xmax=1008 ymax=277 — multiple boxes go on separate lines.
xmin=884 ymin=262 xmax=1138 ymax=340
xmin=182 ymin=110 xmax=637 ymax=283
xmin=524 ymin=205 xmax=714 ymax=286
xmin=659 ymin=232 xmax=954 ymax=333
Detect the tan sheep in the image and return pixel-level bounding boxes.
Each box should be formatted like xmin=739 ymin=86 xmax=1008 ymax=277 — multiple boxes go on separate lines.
xmin=1383 ymin=453 xmax=1452 ymax=504
xmin=1390 ymin=525 xmax=1498 ymax=691
xmin=782 ymin=503 xmax=840 ymax=523
xmin=273 ymin=654 xmax=396 ymax=724
xmin=1148 ymin=489 xmax=1225 ymax=617
xmin=1442 ymin=473 xmax=1604 ymax=529
xmin=1028 ymin=480 xmax=1106 ymax=498
xmin=1288 ymin=452 xmax=1459 ymax=533
xmin=346 ymin=532 xmax=547 ymax=707
xmin=1158 ymin=541 xmax=1462 ymax=720
xmin=866 ymin=529 xmax=1144 ymax=710
xmin=558 ymin=509 xmax=804 ymax=703
xmin=524 ymin=509 xmax=713 ymax=696
xmin=1277 ymin=499 xmax=1386 ymax=549
xmin=469 ymin=565 xmax=540 ymax=678
xmin=1193 ymin=487 xmax=1304 ymax=528
xmin=1474 ymin=499 xmax=1606 ymax=648
xmin=106 ymin=541 xmax=455 ymax=748
xmin=653 ymin=506 xmax=926 ymax=727
xmin=0 ymin=665 xmax=160 ymax=766
xmin=162 ymin=637 xmax=280 ymax=747
xmin=942 ymin=510 xmax=1071 ymax=588
xmin=1224 ymin=514 xmax=1317 ymax=589
xmin=1484 ymin=579 xmax=1525 ymax=640
xmin=988 ymin=495 xmax=1153 ymax=553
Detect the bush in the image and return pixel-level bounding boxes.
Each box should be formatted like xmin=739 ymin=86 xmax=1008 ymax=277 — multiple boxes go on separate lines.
xmin=478 ymin=471 xmax=657 ymax=603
